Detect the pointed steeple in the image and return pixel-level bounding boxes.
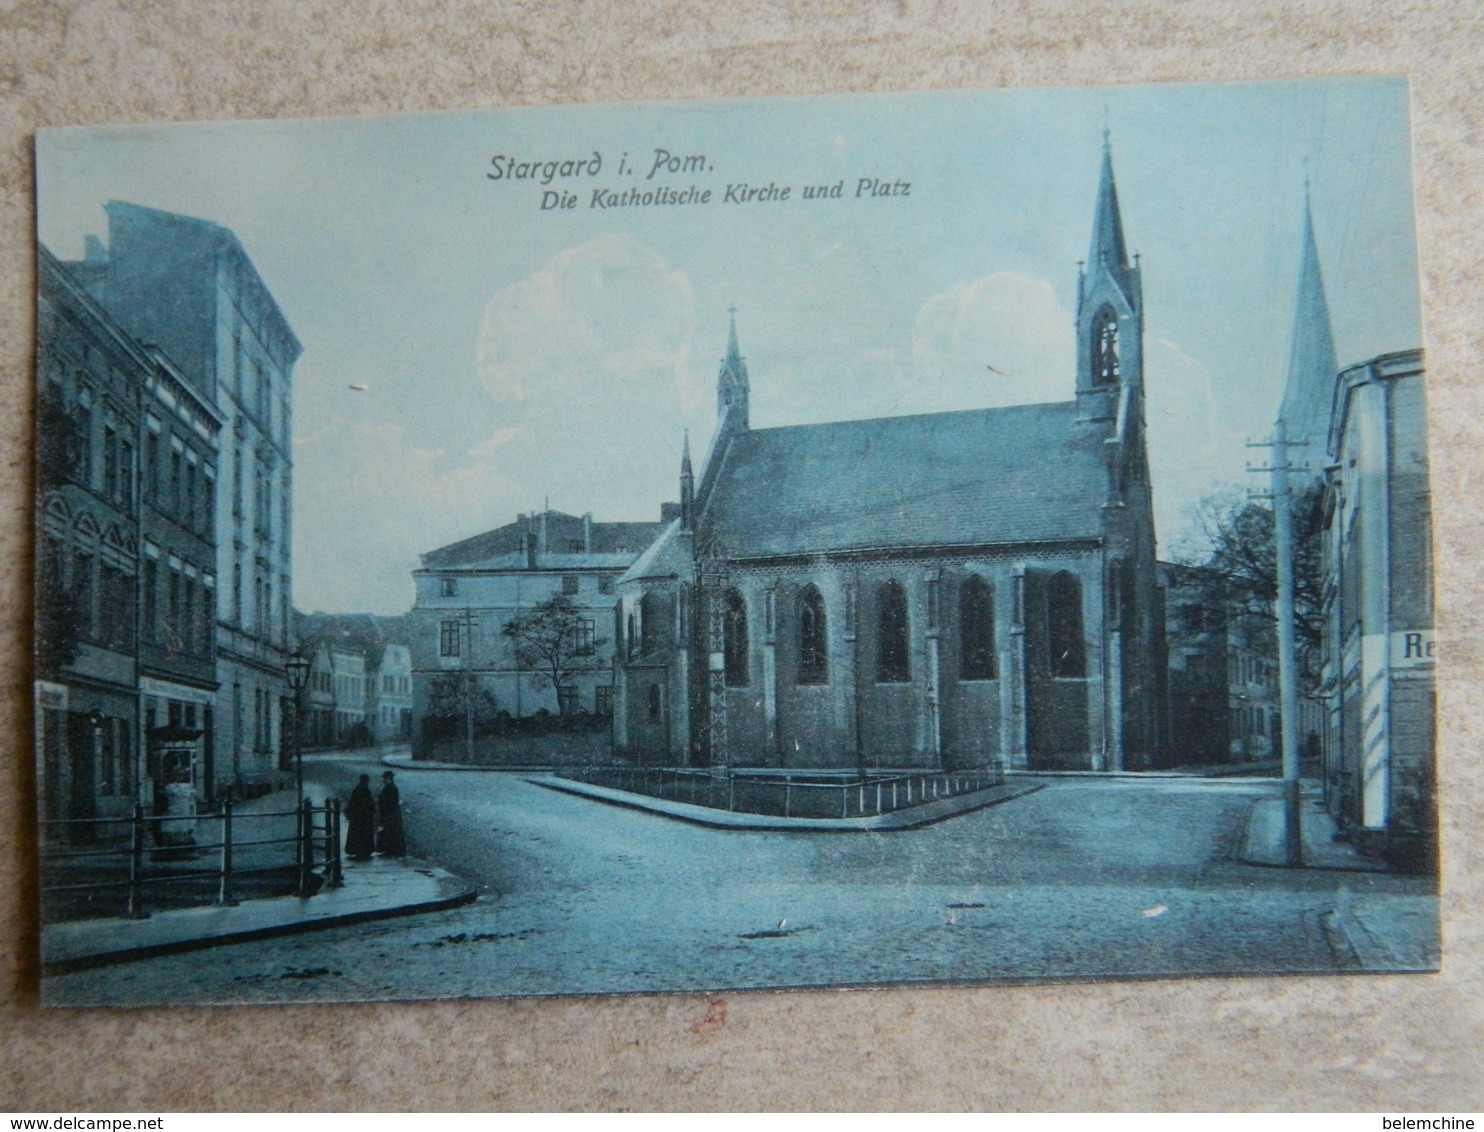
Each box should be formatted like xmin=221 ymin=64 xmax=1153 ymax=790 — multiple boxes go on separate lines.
xmin=679 ymin=430 xmax=695 ymax=528
xmin=1277 ymin=183 xmax=1339 ymax=456
xmin=716 ymin=306 xmax=750 ymax=430
xmin=1088 ymin=129 xmax=1132 ymax=289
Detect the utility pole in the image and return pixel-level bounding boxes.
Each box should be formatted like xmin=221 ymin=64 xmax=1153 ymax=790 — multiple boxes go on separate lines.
xmin=1249 ymin=420 xmax=1305 ymax=867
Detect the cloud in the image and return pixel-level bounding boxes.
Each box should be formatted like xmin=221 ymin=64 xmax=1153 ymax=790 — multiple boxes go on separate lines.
xmin=294 ymin=235 xmax=700 ymax=613
xmin=909 ymin=272 xmax=1076 ymax=410
xmin=1144 ymin=337 xmax=1254 ymax=554
xmin=476 ymin=232 xmax=698 ymax=413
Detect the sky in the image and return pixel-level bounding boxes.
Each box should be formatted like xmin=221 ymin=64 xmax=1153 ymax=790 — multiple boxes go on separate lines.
xmin=36 ymin=76 xmax=1423 ymax=614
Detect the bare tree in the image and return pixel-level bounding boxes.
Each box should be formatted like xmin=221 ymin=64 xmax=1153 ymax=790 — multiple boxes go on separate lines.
xmin=501 ymin=594 xmax=607 ymax=714
xmin=1173 ymin=482 xmax=1327 ymax=683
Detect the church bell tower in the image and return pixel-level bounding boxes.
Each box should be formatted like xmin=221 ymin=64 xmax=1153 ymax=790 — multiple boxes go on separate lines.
xmin=1076 ymin=130 xmax=1143 ymax=424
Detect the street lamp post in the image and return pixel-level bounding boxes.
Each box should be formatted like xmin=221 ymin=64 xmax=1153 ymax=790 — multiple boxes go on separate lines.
xmin=285 ymin=651 xmax=311 ymax=807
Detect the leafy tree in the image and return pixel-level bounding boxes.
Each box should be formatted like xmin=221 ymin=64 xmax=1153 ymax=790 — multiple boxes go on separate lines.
xmin=1172 ymin=482 xmax=1327 ymax=684
xmin=502 ymin=594 xmax=607 ymax=714
xmin=424 ymin=671 xmax=498 ymax=723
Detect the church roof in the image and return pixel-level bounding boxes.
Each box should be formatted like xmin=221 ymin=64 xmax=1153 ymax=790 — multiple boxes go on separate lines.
xmin=621 ymin=518 xmax=690 ymax=583
xmin=699 ymin=401 xmax=1110 ymax=560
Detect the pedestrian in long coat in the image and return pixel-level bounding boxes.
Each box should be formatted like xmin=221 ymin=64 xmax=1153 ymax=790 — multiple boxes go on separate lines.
xmin=376 ymin=770 xmax=406 ymax=857
xmin=345 ymin=774 xmax=376 ymax=861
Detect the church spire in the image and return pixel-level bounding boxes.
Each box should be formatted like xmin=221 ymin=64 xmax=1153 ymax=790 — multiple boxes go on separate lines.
xmin=717 ymin=306 xmax=750 ymax=430
xmin=1088 ymin=130 xmax=1132 ymax=283
xmin=1277 ymin=182 xmax=1339 ymax=455
xmin=1076 ymin=131 xmax=1144 ymax=417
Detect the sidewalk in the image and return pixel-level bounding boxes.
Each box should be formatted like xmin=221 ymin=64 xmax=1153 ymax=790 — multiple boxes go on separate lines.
xmin=1238 ymin=786 xmax=1390 ymax=872
xmin=529 ymin=774 xmax=1044 ymax=831
xmin=383 ymin=753 xmax=561 ymax=772
xmin=41 ymin=852 xmax=477 ymax=976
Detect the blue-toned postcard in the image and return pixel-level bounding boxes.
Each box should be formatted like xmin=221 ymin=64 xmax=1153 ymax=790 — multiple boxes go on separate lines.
xmin=33 ymin=76 xmax=1437 ymax=1007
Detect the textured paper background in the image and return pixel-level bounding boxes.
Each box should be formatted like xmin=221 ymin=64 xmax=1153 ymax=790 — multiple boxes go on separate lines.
xmin=2 ymin=1 xmax=1481 ymax=1112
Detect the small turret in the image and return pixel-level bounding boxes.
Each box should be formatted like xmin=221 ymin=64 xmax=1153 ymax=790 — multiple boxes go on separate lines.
xmin=680 ymin=431 xmax=695 ymax=529
xmin=717 ymin=307 xmax=750 ymax=430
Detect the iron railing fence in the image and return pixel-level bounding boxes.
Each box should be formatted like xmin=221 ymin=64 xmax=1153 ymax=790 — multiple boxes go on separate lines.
xmin=38 ymin=797 xmax=344 ymax=923
xmin=560 ymin=764 xmax=1005 ymax=819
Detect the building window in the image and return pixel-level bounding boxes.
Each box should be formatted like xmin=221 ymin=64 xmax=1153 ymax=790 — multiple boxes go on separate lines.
xmin=570 ymin=619 xmax=596 ymax=656
xmin=595 ymin=686 xmax=614 ymax=716
xmin=798 ymin=585 xmax=828 ymax=685
xmin=185 ymin=462 xmax=199 ymax=531
xmin=143 ymin=560 xmax=157 ymax=641
xmin=558 ymin=686 xmax=579 ymax=715
xmin=72 ymin=403 xmax=93 ymax=483
xmin=1092 ymin=305 xmax=1119 ymax=386
xmin=232 ymin=446 xmax=243 ymax=518
xmin=103 ymin=426 xmax=118 ymax=500
xmin=182 ymin=578 xmax=196 ymax=655
xmin=1047 ymin=570 xmax=1086 ymax=678
xmin=73 ymin=552 xmax=95 ymax=639
xmin=598 ymin=575 xmax=614 ymax=595
xmin=960 ymin=575 xmax=996 ymax=680
xmin=439 ymin=619 xmax=461 ymax=657
xmin=723 ymin=589 xmax=749 ymax=687
xmin=440 ymin=577 xmax=457 ymax=597
xmin=647 ymin=683 xmax=662 ymax=721
xmin=562 ymin=575 xmax=580 ymax=595
xmin=144 ymin=432 xmax=159 ymax=502
xmin=876 ymin=580 xmax=910 ymax=683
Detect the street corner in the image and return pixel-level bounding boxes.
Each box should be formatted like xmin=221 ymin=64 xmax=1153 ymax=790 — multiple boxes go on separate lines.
xmin=41 ymin=850 xmax=478 ymax=976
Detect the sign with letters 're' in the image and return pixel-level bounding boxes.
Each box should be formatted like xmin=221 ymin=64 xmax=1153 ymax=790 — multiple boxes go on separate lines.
xmin=1391 ymin=630 xmax=1436 ymax=668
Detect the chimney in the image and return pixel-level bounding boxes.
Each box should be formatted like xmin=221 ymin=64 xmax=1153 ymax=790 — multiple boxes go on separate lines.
xmin=660 ymin=501 xmax=681 ymax=522
xmin=583 ymin=512 xmax=593 ymax=553
xmin=539 ymin=509 xmax=548 ymax=556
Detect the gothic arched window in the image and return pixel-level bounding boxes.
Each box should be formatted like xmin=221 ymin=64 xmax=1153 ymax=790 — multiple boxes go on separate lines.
xmin=798 ymin=585 xmax=828 ymax=685
xmin=960 ymin=575 xmax=996 ymax=680
xmin=1093 ymin=305 xmax=1119 ymax=386
xmin=723 ymin=589 xmax=749 ymax=687
xmin=639 ymin=590 xmax=662 ymax=656
xmin=1048 ymin=570 xmax=1086 ymax=678
xmin=876 ymin=580 xmax=910 ymax=683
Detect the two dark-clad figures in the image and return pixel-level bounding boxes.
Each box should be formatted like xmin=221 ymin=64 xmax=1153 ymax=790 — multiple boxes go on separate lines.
xmin=345 ymin=770 xmax=405 ymax=860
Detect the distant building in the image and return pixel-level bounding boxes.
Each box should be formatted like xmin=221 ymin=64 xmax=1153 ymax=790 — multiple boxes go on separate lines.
xmin=1160 ymin=562 xmax=1279 ymax=767
xmin=294 ymin=612 xmax=412 ymax=749
xmin=62 ymin=202 xmax=302 ymax=797
xmin=367 ymin=643 xmax=413 ymax=743
xmin=304 ymin=642 xmax=336 ymax=749
xmin=1322 ymin=349 xmax=1433 ymax=867
xmin=615 ymin=139 xmax=1165 ymax=772
xmin=409 ymin=509 xmax=666 ymax=757
xmin=329 ymin=649 xmax=368 ymax=743
xmin=35 ymin=247 xmax=224 ymax=830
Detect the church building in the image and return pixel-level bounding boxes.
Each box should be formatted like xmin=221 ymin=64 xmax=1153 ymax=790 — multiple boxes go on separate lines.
xmin=615 ymin=139 xmax=1164 ymax=773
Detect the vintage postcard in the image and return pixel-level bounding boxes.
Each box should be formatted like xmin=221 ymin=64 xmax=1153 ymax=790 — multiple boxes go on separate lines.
xmin=32 ymin=76 xmax=1437 ymax=1007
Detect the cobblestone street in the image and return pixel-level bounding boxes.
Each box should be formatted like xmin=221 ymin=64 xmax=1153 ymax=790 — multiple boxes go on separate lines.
xmin=45 ymin=752 xmax=1440 ymax=1006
